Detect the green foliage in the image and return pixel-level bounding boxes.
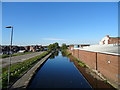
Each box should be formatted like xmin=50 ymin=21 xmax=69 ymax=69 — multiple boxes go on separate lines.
xmin=62 ymin=50 xmax=86 ymax=67
xmin=2 ymin=51 xmax=49 ymax=88
xmin=0 ymin=55 xmax=9 ymax=58
xmin=104 ymin=80 xmax=108 ymax=83
xmin=61 ymin=50 xmax=71 ymax=57
xmin=61 ymin=43 xmax=68 ymax=50
xmin=78 ymin=62 xmax=86 ymax=67
xmin=49 ymin=51 xmax=59 ymax=59
xmin=48 ymin=42 xmax=60 ymax=51
xmin=70 ymin=55 xmax=86 ymax=67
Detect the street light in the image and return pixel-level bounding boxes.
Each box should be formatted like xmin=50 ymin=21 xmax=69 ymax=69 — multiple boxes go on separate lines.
xmin=5 ymin=26 xmax=13 ymax=88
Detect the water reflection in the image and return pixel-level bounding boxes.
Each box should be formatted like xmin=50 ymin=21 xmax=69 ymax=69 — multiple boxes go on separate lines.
xmin=49 ymin=51 xmax=59 ymax=59
xmin=28 ymin=51 xmax=92 ymax=88
xmin=61 ymin=51 xmax=66 ymax=57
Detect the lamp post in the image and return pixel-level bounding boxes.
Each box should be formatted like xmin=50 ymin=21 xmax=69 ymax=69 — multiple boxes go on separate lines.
xmin=5 ymin=26 xmax=13 ymax=88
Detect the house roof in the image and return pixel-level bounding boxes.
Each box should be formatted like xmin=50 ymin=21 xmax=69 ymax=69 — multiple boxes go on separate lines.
xmin=74 ymin=44 xmax=120 ymax=55
xmin=69 ymin=44 xmax=90 ymax=46
xmin=110 ymin=37 xmax=120 ymax=38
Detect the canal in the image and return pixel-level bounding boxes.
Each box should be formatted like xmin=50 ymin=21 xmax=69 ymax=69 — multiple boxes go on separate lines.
xmin=28 ymin=51 xmax=92 ymax=88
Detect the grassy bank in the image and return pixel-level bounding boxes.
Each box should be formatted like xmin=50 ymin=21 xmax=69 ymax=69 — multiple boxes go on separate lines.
xmin=61 ymin=50 xmax=116 ymax=89
xmin=2 ymin=51 xmax=49 ymax=88
xmin=0 ymin=52 xmax=34 ymax=58
xmin=61 ymin=50 xmax=86 ymax=67
xmin=61 ymin=50 xmax=71 ymax=57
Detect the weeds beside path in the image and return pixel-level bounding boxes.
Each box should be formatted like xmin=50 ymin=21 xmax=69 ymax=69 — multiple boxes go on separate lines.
xmin=0 ymin=52 xmax=34 ymax=58
xmin=2 ymin=51 xmax=49 ymax=88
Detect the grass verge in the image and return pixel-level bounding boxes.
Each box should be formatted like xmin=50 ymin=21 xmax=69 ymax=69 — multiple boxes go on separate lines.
xmin=2 ymin=51 xmax=49 ymax=88
xmin=0 ymin=52 xmax=34 ymax=58
xmin=61 ymin=49 xmax=86 ymax=67
xmin=61 ymin=49 xmax=71 ymax=57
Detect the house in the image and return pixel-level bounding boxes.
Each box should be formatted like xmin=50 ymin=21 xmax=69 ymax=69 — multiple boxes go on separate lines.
xmin=68 ymin=45 xmax=74 ymax=50
xmin=24 ymin=46 xmax=30 ymax=51
xmin=29 ymin=45 xmax=44 ymax=52
xmin=99 ymin=35 xmax=120 ymax=45
xmin=69 ymin=44 xmax=90 ymax=50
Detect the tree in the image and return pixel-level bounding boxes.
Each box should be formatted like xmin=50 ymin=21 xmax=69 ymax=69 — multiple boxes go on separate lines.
xmin=61 ymin=43 xmax=68 ymax=50
xmin=47 ymin=42 xmax=60 ymax=51
xmin=54 ymin=42 xmax=60 ymax=49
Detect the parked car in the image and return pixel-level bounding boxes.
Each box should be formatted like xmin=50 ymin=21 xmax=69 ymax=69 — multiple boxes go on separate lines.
xmin=0 ymin=52 xmax=3 ymax=55
xmin=18 ymin=50 xmax=26 ymax=53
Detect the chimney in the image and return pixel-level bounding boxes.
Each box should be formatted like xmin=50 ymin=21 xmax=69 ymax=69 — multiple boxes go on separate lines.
xmin=106 ymin=35 xmax=109 ymax=38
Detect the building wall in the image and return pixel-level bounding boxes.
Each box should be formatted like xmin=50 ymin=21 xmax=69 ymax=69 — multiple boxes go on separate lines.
xmin=30 ymin=46 xmax=34 ymax=52
xmin=24 ymin=46 xmax=30 ymax=51
xmin=69 ymin=45 xmax=74 ymax=50
xmin=99 ymin=35 xmax=109 ymax=45
xmin=78 ymin=50 xmax=97 ymax=70
xmin=68 ymin=49 xmax=119 ymax=87
xmin=99 ymin=35 xmax=120 ymax=45
xmin=97 ymin=53 xmax=119 ymax=84
xmin=80 ymin=45 xmax=90 ymax=48
xmin=73 ymin=49 xmax=79 ymax=59
xmin=72 ymin=49 xmax=96 ymax=69
xmin=109 ymin=38 xmax=120 ymax=44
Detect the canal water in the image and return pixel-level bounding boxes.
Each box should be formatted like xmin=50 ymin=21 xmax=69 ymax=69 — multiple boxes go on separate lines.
xmin=28 ymin=51 xmax=92 ymax=88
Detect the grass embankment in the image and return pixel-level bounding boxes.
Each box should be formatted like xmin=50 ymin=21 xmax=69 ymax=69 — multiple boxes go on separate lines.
xmin=61 ymin=50 xmax=86 ymax=67
xmin=61 ymin=49 xmax=71 ymax=57
xmin=0 ymin=52 xmax=34 ymax=58
xmin=2 ymin=51 xmax=49 ymax=88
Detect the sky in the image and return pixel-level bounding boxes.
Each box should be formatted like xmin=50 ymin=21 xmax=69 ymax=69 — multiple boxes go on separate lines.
xmin=1 ymin=0 xmax=120 ymax=2
xmin=2 ymin=2 xmax=118 ymax=46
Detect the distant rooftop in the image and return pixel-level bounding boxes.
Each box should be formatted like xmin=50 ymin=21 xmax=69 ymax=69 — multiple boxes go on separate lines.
xmin=74 ymin=44 xmax=120 ymax=55
xmin=110 ymin=37 xmax=120 ymax=38
xmin=69 ymin=44 xmax=90 ymax=46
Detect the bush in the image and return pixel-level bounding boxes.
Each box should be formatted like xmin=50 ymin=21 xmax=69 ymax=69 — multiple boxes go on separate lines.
xmin=61 ymin=50 xmax=71 ymax=57
xmin=78 ymin=62 xmax=86 ymax=67
xmin=62 ymin=50 xmax=86 ymax=68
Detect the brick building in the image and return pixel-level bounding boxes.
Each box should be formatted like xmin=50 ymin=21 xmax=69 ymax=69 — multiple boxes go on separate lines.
xmin=99 ymin=35 xmax=120 ymax=45
xmin=68 ymin=44 xmax=120 ymax=87
xmin=24 ymin=46 xmax=30 ymax=51
xmin=1 ymin=45 xmax=44 ymax=54
xmin=29 ymin=45 xmax=43 ymax=52
xmin=68 ymin=44 xmax=120 ymax=88
xmin=69 ymin=44 xmax=90 ymax=50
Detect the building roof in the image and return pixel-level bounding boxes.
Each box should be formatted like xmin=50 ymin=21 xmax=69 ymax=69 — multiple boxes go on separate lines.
xmin=110 ymin=37 xmax=120 ymax=38
xmin=69 ymin=44 xmax=90 ymax=46
xmin=74 ymin=44 xmax=120 ymax=55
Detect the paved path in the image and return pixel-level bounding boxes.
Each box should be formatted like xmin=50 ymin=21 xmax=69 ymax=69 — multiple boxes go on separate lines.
xmin=10 ymin=53 xmax=51 ymax=89
xmin=2 ymin=52 xmax=44 ymax=68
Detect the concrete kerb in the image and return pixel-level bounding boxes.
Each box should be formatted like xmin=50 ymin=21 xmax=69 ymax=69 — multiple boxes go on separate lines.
xmin=10 ymin=53 xmax=52 ymax=90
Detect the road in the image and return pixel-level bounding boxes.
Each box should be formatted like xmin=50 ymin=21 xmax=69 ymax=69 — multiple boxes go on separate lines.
xmin=2 ymin=51 xmax=44 ymax=68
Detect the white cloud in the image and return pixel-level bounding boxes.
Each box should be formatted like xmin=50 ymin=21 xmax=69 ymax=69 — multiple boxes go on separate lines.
xmin=43 ymin=38 xmax=65 ymax=41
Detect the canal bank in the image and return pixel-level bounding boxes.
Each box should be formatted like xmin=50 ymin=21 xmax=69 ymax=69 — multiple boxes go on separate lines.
xmin=28 ymin=50 xmax=115 ymax=89
xmin=28 ymin=51 xmax=92 ymax=88
xmin=10 ymin=50 xmax=116 ymax=89
xmin=68 ymin=55 xmax=116 ymax=89
xmin=10 ymin=53 xmax=52 ymax=89
xmin=63 ymin=50 xmax=116 ymax=89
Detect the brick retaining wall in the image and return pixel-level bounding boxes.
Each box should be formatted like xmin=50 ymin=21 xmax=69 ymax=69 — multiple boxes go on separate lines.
xmin=78 ymin=50 xmax=96 ymax=70
xmin=68 ymin=49 xmax=119 ymax=88
xmin=97 ymin=53 xmax=119 ymax=85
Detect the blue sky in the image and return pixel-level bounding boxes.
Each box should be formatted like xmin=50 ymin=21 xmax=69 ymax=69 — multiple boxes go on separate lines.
xmin=2 ymin=2 xmax=118 ymax=46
